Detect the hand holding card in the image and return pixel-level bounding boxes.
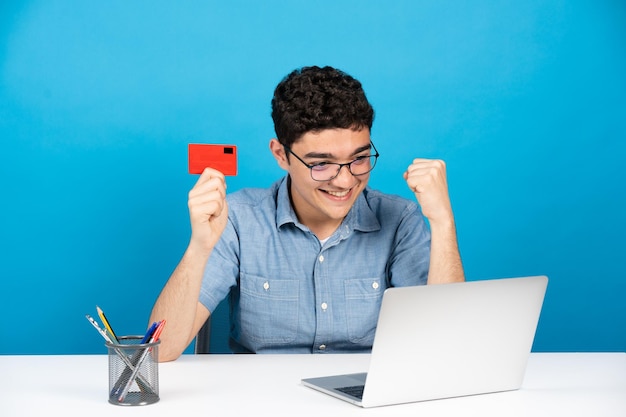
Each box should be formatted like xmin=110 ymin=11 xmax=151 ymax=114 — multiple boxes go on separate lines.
xmin=188 ymin=144 xmax=238 ymax=176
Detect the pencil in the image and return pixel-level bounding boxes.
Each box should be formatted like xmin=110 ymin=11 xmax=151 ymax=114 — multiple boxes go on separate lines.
xmin=96 ymin=306 xmax=119 ymax=344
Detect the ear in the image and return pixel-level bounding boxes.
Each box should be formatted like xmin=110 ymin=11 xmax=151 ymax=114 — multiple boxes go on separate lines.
xmin=269 ymin=138 xmax=290 ymax=170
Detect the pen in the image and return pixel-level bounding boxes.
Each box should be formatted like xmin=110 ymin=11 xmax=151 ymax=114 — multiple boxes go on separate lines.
xmin=141 ymin=322 xmax=158 ymax=344
xmin=118 ymin=320 xmax=166 ymax=402
xmin=150 ymin=320 xmax=166 ymax=343
xmin=86 ymin=314 xmax=113 ymax=343
xmin=96 ymin=306 xmax=119 ymax=344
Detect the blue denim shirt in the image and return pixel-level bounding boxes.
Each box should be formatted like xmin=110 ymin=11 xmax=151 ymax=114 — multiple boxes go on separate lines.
xmin=199 ymin=176 xmax=430 ymax=353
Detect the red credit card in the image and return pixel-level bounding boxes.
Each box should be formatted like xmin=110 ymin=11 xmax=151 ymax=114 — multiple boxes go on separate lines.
xmin=188 ymin=144 xmax=237 ymax=175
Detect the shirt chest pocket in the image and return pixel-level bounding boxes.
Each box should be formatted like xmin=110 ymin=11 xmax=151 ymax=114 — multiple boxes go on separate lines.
xmin=344 ymin=278 xmax=384 ymax=344
xmin=240 ymin=273 xmax=300 ymax=345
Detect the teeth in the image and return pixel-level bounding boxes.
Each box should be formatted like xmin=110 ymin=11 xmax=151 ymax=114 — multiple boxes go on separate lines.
xmin=326 ymin=190 xmax=349 ymax=197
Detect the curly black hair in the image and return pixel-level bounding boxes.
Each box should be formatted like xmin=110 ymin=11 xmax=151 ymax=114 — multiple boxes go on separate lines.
xmin=271 ymin=66 xmax=375 ymax=148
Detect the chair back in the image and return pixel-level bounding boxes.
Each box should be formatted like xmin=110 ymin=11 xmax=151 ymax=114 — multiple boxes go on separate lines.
xmin=194 ymin=317 xmax=211 ymax=354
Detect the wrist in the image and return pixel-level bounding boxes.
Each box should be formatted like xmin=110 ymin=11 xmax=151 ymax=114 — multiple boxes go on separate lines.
xmin=187 ymin=236 xmax=215 ymax=259
xmin=427 ymin=214 xmax=456 ymax=233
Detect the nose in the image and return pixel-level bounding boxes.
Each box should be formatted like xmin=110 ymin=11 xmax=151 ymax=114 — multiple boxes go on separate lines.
xmin=329 ymin=164 xmax=357 ymax=187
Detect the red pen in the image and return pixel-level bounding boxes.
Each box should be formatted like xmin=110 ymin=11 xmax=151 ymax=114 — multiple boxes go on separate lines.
xmin=150 ymin=320 xmax=166 ymax=342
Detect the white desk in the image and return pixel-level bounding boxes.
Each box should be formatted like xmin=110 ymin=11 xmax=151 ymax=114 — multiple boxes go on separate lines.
xmin=1 ymin=353 xmax=624 ymax=416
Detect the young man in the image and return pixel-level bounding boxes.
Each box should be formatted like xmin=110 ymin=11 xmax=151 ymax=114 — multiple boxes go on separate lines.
xmin=150 ymin=66 xmax=464 ymax=361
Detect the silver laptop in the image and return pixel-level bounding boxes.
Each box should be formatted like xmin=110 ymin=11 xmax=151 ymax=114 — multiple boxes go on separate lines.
xmin=302 ymin=276 xmax=548 ymax=408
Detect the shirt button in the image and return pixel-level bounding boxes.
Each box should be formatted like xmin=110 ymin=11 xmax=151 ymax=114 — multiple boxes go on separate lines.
xmin=319 ymin=344 xmax=326 ymax=350
xmin=372 ymin=282 xmax=379 ymax=290
xmin=263 ymin=282 xmax=270 ymax=290
xmin=319 ymin=255 xmax=325 ymax=262
xmin=321 ymin=302 xmax=328 ymax=311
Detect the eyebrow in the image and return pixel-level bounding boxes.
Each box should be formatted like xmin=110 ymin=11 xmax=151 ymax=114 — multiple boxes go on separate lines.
xmin=303 ymin=144 xmax=372 ymax=159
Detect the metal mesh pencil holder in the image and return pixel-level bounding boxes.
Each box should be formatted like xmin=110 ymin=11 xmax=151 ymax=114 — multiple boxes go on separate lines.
xmin=105 ymin=335 xmax=160 ymax=406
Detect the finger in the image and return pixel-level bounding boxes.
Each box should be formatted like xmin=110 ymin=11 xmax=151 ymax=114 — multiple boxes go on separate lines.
xmin=188 ymin=173 xmax=228 ymax=220
xmin=199 ymin=199 xmax=226 ymax=221
xmin=190 ymin=171 xmax=227 ymax=199
xmin=189 ymin=188 xmax=226 ymax=214
xmin=405 ymin=161 xmax=447 ymax=193
xmin=406 ymin=159 xmax=446 ymax=175
xmin=195 ymin=167 xmax=227 ymax=187
xmin=190 ymin=180 xmax=226 ymax=202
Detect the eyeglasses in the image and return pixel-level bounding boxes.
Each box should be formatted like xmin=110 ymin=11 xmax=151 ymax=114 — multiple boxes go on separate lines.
xmin=283 ymin=141 xmax=379 ymax=182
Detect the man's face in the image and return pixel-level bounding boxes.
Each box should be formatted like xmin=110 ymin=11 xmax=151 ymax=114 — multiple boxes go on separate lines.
xmin=274 ymin=128 xmax=373 ymax=238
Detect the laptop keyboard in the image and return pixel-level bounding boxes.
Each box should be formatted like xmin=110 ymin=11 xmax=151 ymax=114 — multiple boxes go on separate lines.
xmin=335 ymin=385 xmax=365 ymax=400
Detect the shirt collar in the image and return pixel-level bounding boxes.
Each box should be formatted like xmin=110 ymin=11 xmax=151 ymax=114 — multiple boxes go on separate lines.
xmin=276 ymin=176 xmax=381 ymax=233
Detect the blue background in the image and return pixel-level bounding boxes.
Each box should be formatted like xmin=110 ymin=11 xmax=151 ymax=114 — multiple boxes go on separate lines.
xmin=1 ymin=1 xmax=624 ymax=355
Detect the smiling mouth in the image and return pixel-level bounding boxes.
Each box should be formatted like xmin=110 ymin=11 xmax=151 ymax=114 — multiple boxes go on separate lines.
xmin=323 ymin=189 xmax=351 ymax=198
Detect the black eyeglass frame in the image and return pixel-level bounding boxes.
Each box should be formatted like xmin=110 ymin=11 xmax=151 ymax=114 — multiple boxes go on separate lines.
xmin=283 ymin=141 xmax=380 ymax=182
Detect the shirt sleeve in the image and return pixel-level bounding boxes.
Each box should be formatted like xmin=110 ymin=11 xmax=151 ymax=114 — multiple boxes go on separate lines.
xmin=198 ymin=216 xmax=240 ymax=314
